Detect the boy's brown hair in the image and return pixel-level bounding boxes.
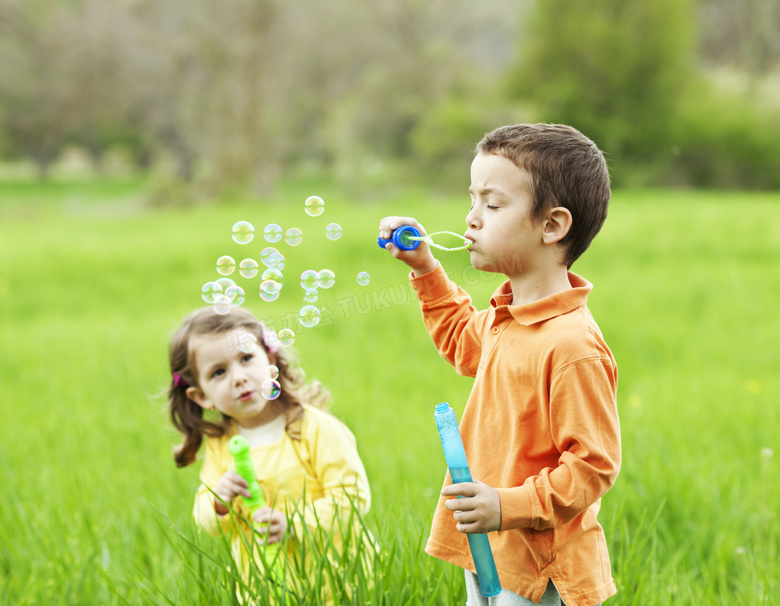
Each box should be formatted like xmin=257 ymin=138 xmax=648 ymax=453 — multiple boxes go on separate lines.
xmin=476 ymin=123 xmax=610 ymax=268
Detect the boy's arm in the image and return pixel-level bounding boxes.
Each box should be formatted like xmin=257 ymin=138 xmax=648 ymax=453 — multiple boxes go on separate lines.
xmin=410 ymin=264 xmax=487 ymax=377
xmin=496 ymin=356 xmax=621 ymax=531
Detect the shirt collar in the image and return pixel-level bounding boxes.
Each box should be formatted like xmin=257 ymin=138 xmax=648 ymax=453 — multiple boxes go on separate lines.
xmin=489 ymin=272 xmax=593 ymax=326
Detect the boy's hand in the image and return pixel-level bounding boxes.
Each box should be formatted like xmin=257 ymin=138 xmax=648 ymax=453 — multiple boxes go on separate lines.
xmin=214 ymin=470 xmax=251 ymax=515
xmin=442 ymin=479 xmax=502 ymax=534
xmin=253 ymin=507 xmax=288 ymax=544
xmin=378 ymin=216 xmax=437 ymax=277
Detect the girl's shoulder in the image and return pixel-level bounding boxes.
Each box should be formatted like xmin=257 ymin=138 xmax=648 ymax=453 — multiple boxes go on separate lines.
xmin=298 ymin=404 xmax=356 ymax=443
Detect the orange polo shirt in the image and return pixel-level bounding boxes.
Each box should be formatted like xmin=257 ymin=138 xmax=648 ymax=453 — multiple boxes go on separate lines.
xmin=411 ymin=264 xmax=620 ymax=606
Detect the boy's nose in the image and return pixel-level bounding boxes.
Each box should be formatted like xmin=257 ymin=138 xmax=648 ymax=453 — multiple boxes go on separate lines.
xmin=466 ymin=208 xmax=480 ymax=229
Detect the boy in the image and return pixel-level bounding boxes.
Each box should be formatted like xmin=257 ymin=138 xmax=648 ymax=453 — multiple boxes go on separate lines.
xmin=379 ymin=124 xmax=620 ymax=606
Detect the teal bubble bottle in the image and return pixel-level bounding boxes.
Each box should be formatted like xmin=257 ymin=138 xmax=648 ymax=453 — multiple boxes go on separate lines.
xmin=434 ymin=403 xmax=501 ymax=597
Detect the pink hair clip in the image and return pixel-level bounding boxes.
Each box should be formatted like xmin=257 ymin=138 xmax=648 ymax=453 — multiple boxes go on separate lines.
xmin=173 ymin=373 xmax=188 ymax=387
xmin=260 ymin=324 xmax=280 ymax=354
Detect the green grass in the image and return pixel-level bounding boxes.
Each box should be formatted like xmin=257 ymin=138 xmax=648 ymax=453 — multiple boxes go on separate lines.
xmin=0 ymin=180 xmax=778 ymax=604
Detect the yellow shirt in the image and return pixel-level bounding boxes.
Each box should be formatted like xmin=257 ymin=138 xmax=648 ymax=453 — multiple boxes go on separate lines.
xmin=193 ymin=404 xmax=371 ymax=592
xmin=412 ymin=264 xmax=620 ymax=606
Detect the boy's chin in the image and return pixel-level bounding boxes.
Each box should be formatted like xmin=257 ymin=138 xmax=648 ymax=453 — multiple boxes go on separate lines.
xmin=470 ymin=254 xmax=524 ymax=276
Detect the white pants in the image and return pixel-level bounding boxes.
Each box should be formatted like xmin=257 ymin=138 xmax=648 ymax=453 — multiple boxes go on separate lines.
xmin=464 ymin=571 xmax=603 ymax=606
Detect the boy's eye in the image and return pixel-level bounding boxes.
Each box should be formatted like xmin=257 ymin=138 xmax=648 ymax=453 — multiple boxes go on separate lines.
xmin=486 ymin=204 xmax=498 ymax=210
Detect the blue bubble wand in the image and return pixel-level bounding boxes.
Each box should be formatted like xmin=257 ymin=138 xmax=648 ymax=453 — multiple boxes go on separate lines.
xmin=434 ymin=402 xmax=502 ymax=597
xmin=377 ymin=225 xmax=472 ymax=251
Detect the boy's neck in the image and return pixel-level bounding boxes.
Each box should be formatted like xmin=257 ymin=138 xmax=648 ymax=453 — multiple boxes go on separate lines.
xmin=507 ymin=265 xmax=571 ymax=307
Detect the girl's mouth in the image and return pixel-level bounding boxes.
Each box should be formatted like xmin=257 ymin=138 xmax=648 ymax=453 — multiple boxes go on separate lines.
xmin=238 ymin=390 xmax=254 ymax=402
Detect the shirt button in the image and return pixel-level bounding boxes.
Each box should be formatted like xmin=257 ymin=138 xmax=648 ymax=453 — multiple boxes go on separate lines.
xmin=491 ymin=326 xmax=500 ymax=334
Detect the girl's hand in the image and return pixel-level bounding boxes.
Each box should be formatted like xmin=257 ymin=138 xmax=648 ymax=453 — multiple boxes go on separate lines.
xmin=214 ymin=470 xmax=251 ymax=515
xmin=253 ymin=507 xmax=288 ymax=544
xmin=378 ymin=216 xmax=437 ymax=277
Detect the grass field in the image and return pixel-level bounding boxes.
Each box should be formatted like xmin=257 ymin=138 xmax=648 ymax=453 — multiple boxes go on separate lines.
xmin=1 ymin=179 xmax=778 ymax=605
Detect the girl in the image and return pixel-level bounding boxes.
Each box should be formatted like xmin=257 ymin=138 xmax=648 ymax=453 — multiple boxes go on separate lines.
xmin=167 ymin=306 xmax=371 ymax=601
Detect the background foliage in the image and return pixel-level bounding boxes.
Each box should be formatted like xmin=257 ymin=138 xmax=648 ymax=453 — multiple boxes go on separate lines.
xmin=1 ymin=0 xmax=779 ymax=193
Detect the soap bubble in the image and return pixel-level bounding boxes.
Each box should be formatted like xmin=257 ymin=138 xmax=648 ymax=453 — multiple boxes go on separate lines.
xmin=317 ymin=269 xmax=335 ymax=289
xmin=264 ymin=223 xmax=283 ymax=243
xmin=261 ymin=379 xmax=281 ymax=400
xmin=300 ymin=269 xmax=319 ymax=290
xmin=261 ymin=268 xmax=283 ymax=284
xmin=260 ymin=247 xmax=279 ymax=266
xmin=357 ymin=271 xmax=371 ymax=286
xmin=285 ymin=227 xmax=302 ymax=246
xmin=238 ymin=258 xmax=259 ymax=279
xmin=303 ymin=289 xmax=318 ymax=303
xmin=232 ymin=221 xmax=255 ymax=245
xmin=213 ymin=293 xmax=232 ymax=315
xmin=225 ymin=285 xmax=245 ymax=306
xmin=299 ymin=305 xmax=321 ymax=328
xmin=259 ymin=289 xmax=280 ymax=302
xmin=239 ymin=333 xmax=258 ymax=353
xmin=260 ymin=279 xmax=282 ymax=295
xmin=216 ymin=255 xmax=236 ymax=276
xmin=267 ymin=252 xmax=285 ymax=270
xmin=325 ymin=223 xmax=342 ymax=241
xmin=278 ymin=328 xmax=295 ymax=347
xmin=201 ymin=281 xmax=223 ymax=303
xmin=216 ymin=277 xmax=237 ymax=292
xmin=266 ymin=364 xmax=279 ymax=380
xmin=305 ymin=195 xmax=324 ymax=217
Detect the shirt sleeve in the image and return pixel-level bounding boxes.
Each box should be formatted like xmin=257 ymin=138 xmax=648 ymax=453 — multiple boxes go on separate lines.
xmin=193 ymin=436 xmax=234 ymax=537
xmin=496 ymin=356 xmax=621 ymax=530
xmin=290 ymin=413 xmax=371 ymax=542
xmin=410 ymin=263 xmax=488 ymax=378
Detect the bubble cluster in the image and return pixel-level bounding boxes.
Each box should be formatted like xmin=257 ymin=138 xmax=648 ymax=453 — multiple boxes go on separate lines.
xmin=216 ymin=277 xmax=237 ymax=292
xmin=225 ymin=285 xmax=245 ymax=306
xmin=202 ymin=281 xmax=223 ymax=303
xmin=216 ymin=255 xmax=236 ymax=276
xmin=261 ymin=379 xmax=281 ymax=400
xmin=267 ymin=252 xmax=285 ymax=271
xmin=278 ymin=328 xmax=295 ymax=347
xmin=264 ymin=223 xmax=283 ymax=243
xmin=213 ymin=294 xmax=232 ymax=315
xmin=304 ymin=195 xmax=324 ymax=217
xmin=239 ymin=258 xmax=259 ymax=279
xmin=285 ymin=228 xmax=302 ymax=246
xmin=259 ymin=289 xmax=280 ymax=303
xmin=325 ymin=223 xmax=342 ymax=241
xmin=261 ymin=247 xmax=279 ymax=266
xmin=317 ymin=269 xmax=335 ymax=289
xmin=299 ymin=305 xmax=321 ymax=328
xmin=261 ymin=268 xmax=283 ymax=284
xmin=300 ymin=269 xmax=319 ymax=290
xmin=239 ymin=333 xmax=258 ymax=353
xmin=357 ymin=271 xmax=371 ymax=286
xmin=232 ymin=221 xmax=255 ymax=245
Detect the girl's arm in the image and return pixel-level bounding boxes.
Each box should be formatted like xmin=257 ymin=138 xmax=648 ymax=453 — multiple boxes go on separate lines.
xmin=290 ymin=412 xmax=371 ymax=542
xmin=193 ymin=436 xmax=235 ymax=536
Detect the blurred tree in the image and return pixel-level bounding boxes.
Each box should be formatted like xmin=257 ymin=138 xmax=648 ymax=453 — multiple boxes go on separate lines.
xmin=505 ymin=0 xmax=696 ymax=184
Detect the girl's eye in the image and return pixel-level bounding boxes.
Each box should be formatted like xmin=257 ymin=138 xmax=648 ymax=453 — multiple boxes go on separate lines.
xmin=211 ymin=368 xmax=225 ymax=378
xmin=241 ymin=354 xmax=254 ymax=363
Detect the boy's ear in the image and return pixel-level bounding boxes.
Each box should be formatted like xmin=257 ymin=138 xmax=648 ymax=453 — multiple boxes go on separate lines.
xmin=186 ymin=386 xmax=214 ymax=410
xmin=542 ymin=207 xmax=572 ymax=245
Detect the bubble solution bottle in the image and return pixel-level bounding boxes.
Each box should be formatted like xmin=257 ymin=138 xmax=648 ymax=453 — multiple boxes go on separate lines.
xmin=434 ymin=402 xmax=502 ymax=597
xmin=229 ymin=435 xmax=282 ymax=573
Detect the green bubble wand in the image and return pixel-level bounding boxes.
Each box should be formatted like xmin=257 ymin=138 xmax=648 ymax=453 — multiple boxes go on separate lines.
xmin=229 ymin=435 xmax=284 ymax=579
